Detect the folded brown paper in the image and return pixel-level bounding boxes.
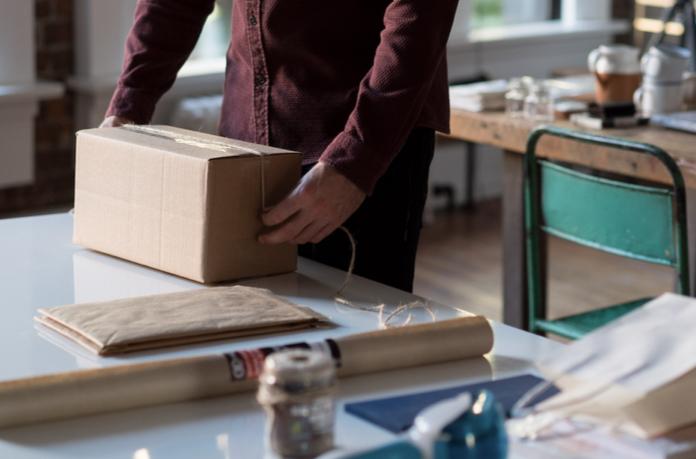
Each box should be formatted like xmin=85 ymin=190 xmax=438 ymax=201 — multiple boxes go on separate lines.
xmin=73 ymin=125 xmax=301 ymax=283
xmin=35 ymin=286 xmax=330 ymax=355
xmin=0 ymin=316 xmax=493 ymax=428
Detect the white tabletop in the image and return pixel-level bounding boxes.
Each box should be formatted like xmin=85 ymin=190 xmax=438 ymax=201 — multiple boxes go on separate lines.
xmin=0 ymin=213 xmax=562 ymax=459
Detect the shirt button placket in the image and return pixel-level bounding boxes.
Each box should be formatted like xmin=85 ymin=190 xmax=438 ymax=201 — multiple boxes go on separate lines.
xmin=246 ymin=0 xmax=269 ymax=145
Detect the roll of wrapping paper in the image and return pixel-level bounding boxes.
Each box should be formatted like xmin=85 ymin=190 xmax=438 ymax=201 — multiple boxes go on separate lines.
xmin=0 ymin=316 xmax=493 ymax=428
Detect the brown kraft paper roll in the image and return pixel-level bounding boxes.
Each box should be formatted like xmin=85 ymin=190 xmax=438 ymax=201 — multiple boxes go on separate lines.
xmin=0 ymin=316 xmax=493 ymax=428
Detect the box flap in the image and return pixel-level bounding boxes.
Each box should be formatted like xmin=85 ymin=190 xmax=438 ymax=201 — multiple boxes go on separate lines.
xmin=76 ymin=125 xmax=299 ymax=162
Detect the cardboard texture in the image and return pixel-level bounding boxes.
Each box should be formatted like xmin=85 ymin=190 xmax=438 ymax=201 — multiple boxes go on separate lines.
xmin=0 ymin=317 xmax=493 ymax=428
xmin=73 ymin=125 xmax=301 ymax=283
xmin=35 ymin=286 xmax=331 ymax=355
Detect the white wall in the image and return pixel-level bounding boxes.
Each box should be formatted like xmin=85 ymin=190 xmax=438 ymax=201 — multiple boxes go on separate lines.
xmin=73 ymin=0 xmax=138 ymax=79
xmin=0 ymin=1 xmax=36 ymax=187
xmin=0 ymin=104 xmax=35 ymax=187
xmin=0 ymin=1 xmax=34 ymax=85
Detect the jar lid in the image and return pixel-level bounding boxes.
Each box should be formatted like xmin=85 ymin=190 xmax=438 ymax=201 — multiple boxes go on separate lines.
xmin=260 ymin=349 xmax=336 ymax=393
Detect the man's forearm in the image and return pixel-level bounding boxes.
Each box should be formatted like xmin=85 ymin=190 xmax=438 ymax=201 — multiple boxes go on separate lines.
xmin=107 ymin=0 xmax=215 ymax=124
xmin=319 ymin=0 xmax=458 ymax=195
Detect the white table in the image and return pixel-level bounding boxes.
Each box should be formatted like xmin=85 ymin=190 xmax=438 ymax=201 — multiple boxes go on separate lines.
xmin=0 ymin=213 xmax=562 ymax=459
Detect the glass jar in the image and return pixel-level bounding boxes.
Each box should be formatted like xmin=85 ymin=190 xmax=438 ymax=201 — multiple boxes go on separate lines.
xmin=257 ymin=349 xmax=336 ymax=458
xmin=505 ymin=78 xmax=527 ymax=117
xmin=524 ymin=82 xmax=555 ymax=122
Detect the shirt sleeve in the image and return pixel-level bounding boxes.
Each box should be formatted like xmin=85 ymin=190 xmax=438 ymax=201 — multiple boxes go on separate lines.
xmin=106 ymin=0 xmax=215 ymax=124
xmin=319 ymin=0 xmax=458 ymax=195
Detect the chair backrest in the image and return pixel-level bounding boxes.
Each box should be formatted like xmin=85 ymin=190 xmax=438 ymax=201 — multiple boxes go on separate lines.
xmin=540 ymin=160 xmax=677 ymax=265
xmin=524 ymin=126 xmax=690 ymax=317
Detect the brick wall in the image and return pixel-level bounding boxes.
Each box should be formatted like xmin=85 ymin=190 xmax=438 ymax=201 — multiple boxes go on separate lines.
xmin=0 ymin=0 xmax=75 ymax=216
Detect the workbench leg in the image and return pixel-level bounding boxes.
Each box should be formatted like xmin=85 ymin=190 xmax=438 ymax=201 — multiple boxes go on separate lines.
xmin=502 ymin=151 xmax=529 ymax=329
xmin=462 ymin=141 xmax=477 ymax=211
xmin=686 ymin=186 xmax=696 ymax=295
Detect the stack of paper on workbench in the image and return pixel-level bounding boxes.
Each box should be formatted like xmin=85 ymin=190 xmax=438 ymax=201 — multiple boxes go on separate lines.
xmin=449 ymin=80 xmax=508 ymax=112
xmin=35 ymin=286 xmax=330 ymax=355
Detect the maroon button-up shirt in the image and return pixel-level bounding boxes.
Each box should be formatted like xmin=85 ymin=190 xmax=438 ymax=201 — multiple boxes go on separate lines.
xmin=107 ymin=0 xmax=458 ymax=194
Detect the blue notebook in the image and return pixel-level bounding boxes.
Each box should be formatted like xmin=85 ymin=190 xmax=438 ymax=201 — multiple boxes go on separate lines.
xmin=344 ymin=374 xmax=557 ymax=433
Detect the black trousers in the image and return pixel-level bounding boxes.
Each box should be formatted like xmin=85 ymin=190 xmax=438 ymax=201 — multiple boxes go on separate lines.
xmin=299 ymin=128 xmax=435 ymax=292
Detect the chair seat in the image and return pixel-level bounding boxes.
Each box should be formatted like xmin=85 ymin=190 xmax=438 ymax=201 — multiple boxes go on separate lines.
xmin=534 ymin=297 xmax=652 ymax=340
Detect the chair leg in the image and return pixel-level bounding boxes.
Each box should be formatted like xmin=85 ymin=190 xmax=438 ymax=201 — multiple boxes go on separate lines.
xmin=686 ymin=186 xmax=696 ymax=295
xmin=462 ymin=142 xmax=476 ymax=211
xmin=537 ymin=222 xmax=549 ymax=335
xmin=503 ymin=151 xmax=549 ymax=331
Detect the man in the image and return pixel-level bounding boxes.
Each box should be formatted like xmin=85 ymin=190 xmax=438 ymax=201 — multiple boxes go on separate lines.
xmin=103 ymin=0 xmax=459 ymax=292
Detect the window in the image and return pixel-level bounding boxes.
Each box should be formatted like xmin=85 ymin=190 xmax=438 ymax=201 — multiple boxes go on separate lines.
xmin=472 ymin=0 xmax=504 ymax=28
xmin=188 ymin=0 xmax=232 ymax=61
xmin=472 ymin=0 xmax=555 ymax=28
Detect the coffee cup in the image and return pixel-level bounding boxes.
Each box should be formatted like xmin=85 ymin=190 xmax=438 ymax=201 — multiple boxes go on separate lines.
xmin=641 ymin=44 xmax=690 ymax=83
xmin=588 ymin=45 xmax=642 ymax=104
xmin=634 ymin=81 xmax=684 ymax=116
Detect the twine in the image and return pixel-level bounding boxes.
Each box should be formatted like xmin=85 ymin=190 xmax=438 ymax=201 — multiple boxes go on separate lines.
xmin=333 ymin=226 xmax=438 ymax=329
xmin=334 ymin=226 xmax=356 ymax=299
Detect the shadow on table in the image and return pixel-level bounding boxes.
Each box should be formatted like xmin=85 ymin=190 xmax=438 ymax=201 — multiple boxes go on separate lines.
xmin=72 ymin=250 xmax=427 ymax=308
xmin=0 ymin=394 xmax=256 ymax=447
xmin=338 ymin=357 xmax=493 ymax=401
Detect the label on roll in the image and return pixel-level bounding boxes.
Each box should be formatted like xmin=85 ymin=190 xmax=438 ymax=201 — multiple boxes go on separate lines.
xmin=223 ymin=339 xmax=341 ymax=381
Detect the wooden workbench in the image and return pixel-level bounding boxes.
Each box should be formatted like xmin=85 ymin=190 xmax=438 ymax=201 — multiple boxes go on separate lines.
xmin=448 ymin=109 xmax=696 ymax=329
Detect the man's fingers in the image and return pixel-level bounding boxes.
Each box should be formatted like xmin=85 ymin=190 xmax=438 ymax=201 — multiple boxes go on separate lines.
xmin=100 ymin=116 xmax=133 ymax=128
xmin=310 ymin=223 xmax=338 ymax=244
xmin=294 ymin=220 xmax=329 ymax=245
xmin=259 ymin=211 xmax=312 ymax=244
xmin=262 ymin=193 xmax=303 ymax=227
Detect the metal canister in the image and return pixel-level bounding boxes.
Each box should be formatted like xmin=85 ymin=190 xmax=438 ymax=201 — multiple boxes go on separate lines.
xmin=257 ymin=348 xmax=336 ymax=458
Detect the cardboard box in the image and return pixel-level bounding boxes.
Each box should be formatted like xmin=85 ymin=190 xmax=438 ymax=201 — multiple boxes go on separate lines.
xmin=73 ymin=125 xmax=301 ymax=283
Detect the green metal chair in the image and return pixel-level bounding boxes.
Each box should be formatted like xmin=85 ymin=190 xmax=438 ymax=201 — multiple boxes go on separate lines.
xmin=524 ymin=125 xmax=690 ymax=339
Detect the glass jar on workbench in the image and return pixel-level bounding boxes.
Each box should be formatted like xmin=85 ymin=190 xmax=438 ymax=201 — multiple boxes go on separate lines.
xmin=505 ymin=78 xmax=527 ymax=117
xmin=524 ymin=82 xmax=555 ymax=122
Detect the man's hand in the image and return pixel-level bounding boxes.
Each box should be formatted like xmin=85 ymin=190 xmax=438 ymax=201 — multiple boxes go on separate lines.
xmin=100 ymin=116 xmax=133 ymax=128
xmin=259 ymin=161 xmax=366 ymax=245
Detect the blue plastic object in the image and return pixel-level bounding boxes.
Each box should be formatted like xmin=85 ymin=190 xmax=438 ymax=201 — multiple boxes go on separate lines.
xmin=332 ymin=390 xmax=507 ymax=459
xmin=433 ymin=391 xmax=508 ymax=459
xmin=345 ymin=374 xmax=551 ymax=433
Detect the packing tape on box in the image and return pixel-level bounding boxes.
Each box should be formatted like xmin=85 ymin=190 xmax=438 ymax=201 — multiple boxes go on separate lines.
xmin=121 ymin=125 xmax=270 ymax=209
xmin=0 ymin=316 xmax=493 ymax=428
